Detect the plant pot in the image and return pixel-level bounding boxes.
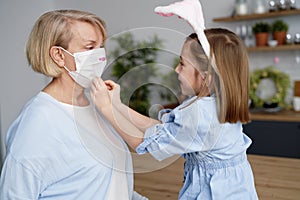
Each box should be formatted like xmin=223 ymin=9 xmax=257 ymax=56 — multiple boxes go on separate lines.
xmin=255 ymin=32 xmax=269 ymax=46
xmin=273 ymin=31 xmax=287 ymax=45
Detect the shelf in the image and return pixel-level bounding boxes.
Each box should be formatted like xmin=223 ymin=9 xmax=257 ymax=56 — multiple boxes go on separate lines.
xmin=213 ymin=9 xmax=300 ymax=22
xmin=247 ymin=44 xmax=300 ymax=52
xmin=250 ymin=109 xmax=300 ymax=122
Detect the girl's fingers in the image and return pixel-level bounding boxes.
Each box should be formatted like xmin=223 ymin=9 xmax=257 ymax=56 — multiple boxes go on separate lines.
xmin=90 ymin=83 xmax=96 ymax=93
xmin=91 ymin=78 xmax=99 ymax=90
xmin=91 ymin=77 xmax=106 ymax=90
xmin=104 ymin=80 xmax=117 ymax=91
xmin=95 ymin=77 xmax=105 ymax=87
xmin=105 ymin=82 xmax=114 ymax=90
xmin=91 ymin=78 xmax=119 ymax=93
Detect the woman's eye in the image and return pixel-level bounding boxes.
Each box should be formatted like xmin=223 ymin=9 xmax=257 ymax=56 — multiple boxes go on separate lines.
xmin=86 ymin=46 xmax=94 ymax=50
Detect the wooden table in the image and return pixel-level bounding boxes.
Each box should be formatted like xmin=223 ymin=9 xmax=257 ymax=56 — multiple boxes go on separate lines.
xmin=134 ymin=154 xmax=300 ymax=200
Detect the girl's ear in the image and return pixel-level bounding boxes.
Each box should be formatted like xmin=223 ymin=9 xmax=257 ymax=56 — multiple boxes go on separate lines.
xmin=49 ymin=46 xmax=65 ymax=68
xmin=203 ymin=71 xmax=213 ymax=88
xmin=200 ymin=71 xmax=208 ymax=80
xmin=206 ymin=73 xmax=214 ymax=93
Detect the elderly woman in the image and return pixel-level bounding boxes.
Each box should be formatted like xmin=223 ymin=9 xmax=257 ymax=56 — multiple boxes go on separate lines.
xmin=0 ymin=9 xmax=146 ymax=200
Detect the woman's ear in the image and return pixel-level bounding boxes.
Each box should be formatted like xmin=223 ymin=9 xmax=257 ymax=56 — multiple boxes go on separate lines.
xmin=49 ymin=46 xmax=65 ymax=68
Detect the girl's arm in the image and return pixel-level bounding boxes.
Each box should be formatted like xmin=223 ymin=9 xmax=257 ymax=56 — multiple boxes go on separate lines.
xmin=116 ymin=102 xmax=160 ymax=132
xmin=102 ymin=80 xmax=160 ymax=132
xmin=90 ymin=78 xmax=159 ymax=149
xmin=99 ymin=102 xmax=144 ymax=149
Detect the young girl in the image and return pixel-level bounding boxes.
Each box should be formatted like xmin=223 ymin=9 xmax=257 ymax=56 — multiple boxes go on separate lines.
xmin=90 ymin=1 xmax=258 ymax=199
xmin=91 ymin=29 xmax=258 ymax=199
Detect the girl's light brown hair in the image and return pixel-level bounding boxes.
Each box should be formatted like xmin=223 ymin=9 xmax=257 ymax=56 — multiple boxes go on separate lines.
xmin=187 ymin=28 xmax=250 ymax=124
xmin=26 ymin=10 xmax=106 ymax=77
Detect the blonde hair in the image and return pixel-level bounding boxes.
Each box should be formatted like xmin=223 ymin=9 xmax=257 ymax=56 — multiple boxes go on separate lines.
xmin=186 ymin=28 xmax=250 ymax=124
xmin=26 ymin=10 xmax=106 ymax=77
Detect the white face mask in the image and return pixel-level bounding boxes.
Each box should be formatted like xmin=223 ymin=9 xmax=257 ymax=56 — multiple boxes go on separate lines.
xmin=59 ymin=47 xmax=107 ymax=88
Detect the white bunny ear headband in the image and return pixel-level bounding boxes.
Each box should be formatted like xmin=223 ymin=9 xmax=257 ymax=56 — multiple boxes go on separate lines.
xmin=154 ymin=0 xmax=222 ymax=83
xmin=154 ymin=0 xmax=210 ymax=58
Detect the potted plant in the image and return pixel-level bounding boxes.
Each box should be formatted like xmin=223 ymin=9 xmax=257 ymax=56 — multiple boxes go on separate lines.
xmin=109 ymin=32 xmax=163 ymax=116
xmin=271 ymin=19 xmax=288 ymax=45
xmin=252 ymin=22 xmax=270 ymax=46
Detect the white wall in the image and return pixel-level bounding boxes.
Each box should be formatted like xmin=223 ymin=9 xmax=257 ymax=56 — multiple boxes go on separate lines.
xmin=0 ymin=0 xmax=55 ymax=166
xmin=1 ymin=0 xmax=300 ymax=166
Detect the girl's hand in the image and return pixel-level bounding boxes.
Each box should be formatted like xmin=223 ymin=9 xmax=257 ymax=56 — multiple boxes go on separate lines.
xmin=103 ymin=80 xmax=122 ymax=106
xmin=90 ymin=77 xmax=112 ymax=111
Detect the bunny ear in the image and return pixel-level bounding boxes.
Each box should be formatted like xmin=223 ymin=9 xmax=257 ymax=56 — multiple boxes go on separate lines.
xmin=154 ymin=0 xmax=210 ymax=58
xmin=155 ymin=12 xmax=174 ymax=17
xmin=196 ymin=29 xmax=210 ymax=59
xmin=154 ymin=6 xmax=174 ymax=16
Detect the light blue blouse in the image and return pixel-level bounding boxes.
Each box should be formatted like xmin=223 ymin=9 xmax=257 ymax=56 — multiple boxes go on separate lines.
xmin=0 ymin=92 xmax=147 ymax=200
xmin=136 ymin=96 xmax=258 ymax=199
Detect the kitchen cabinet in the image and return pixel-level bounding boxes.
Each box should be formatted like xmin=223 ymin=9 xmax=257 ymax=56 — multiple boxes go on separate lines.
xmin=243 ymin=120 xmax=300 ymax=158
xmin=243 ymin=110 xmax=300 ymax=158
xmin=213 ymin=9 xmax=300 ymax=52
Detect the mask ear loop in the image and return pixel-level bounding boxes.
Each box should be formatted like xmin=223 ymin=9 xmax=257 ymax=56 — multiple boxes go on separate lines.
xmin=57 ymin=46 xmax=77 ymax=73
xmin=63 ymin=65 xmax=71 ymax=73
xmin=58 ymin=46 xmax=74 ymax=57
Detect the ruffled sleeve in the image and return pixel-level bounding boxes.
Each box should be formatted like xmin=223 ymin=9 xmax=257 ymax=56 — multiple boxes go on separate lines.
xmin=136 ymin=100 xmax=214 ymax=161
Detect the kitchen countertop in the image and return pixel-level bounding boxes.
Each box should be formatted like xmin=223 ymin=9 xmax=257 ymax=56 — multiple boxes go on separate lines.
xmin=164 ymin=104 xmax=300 ymax=122
xmin=250 ymin=109 xmax=300 ymax=122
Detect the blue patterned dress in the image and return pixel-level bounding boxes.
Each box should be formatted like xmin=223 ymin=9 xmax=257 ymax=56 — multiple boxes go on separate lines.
xmin=136 ymin=96 xmax=258 ymax=199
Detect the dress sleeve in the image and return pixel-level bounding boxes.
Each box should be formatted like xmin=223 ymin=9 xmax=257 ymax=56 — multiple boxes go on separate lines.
xmin=132 ymin=191 xmax=149 ymax=200
xmin=136 ymin=104 xmax=214 ymax=161
xmin=0 ymin=154 xmax=43 ymax=200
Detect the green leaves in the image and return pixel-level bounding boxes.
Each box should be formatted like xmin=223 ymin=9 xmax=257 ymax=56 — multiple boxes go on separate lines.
xmin=271 ymin=20 xmax=289 ymax=32
xmin=252 ymin=22 xmax=270 ymax=33
xmin=250 ymin=66 xmax=290 ymax=108
xmin=109 ymin=33 xmax=163 ymax=115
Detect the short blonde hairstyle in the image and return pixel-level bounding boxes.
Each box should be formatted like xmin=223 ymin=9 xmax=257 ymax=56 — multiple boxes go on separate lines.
xmin=26 ymin=10 xmax=106 ymax=77
xmin=187 ymin=28 xmax=250 ymax=124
